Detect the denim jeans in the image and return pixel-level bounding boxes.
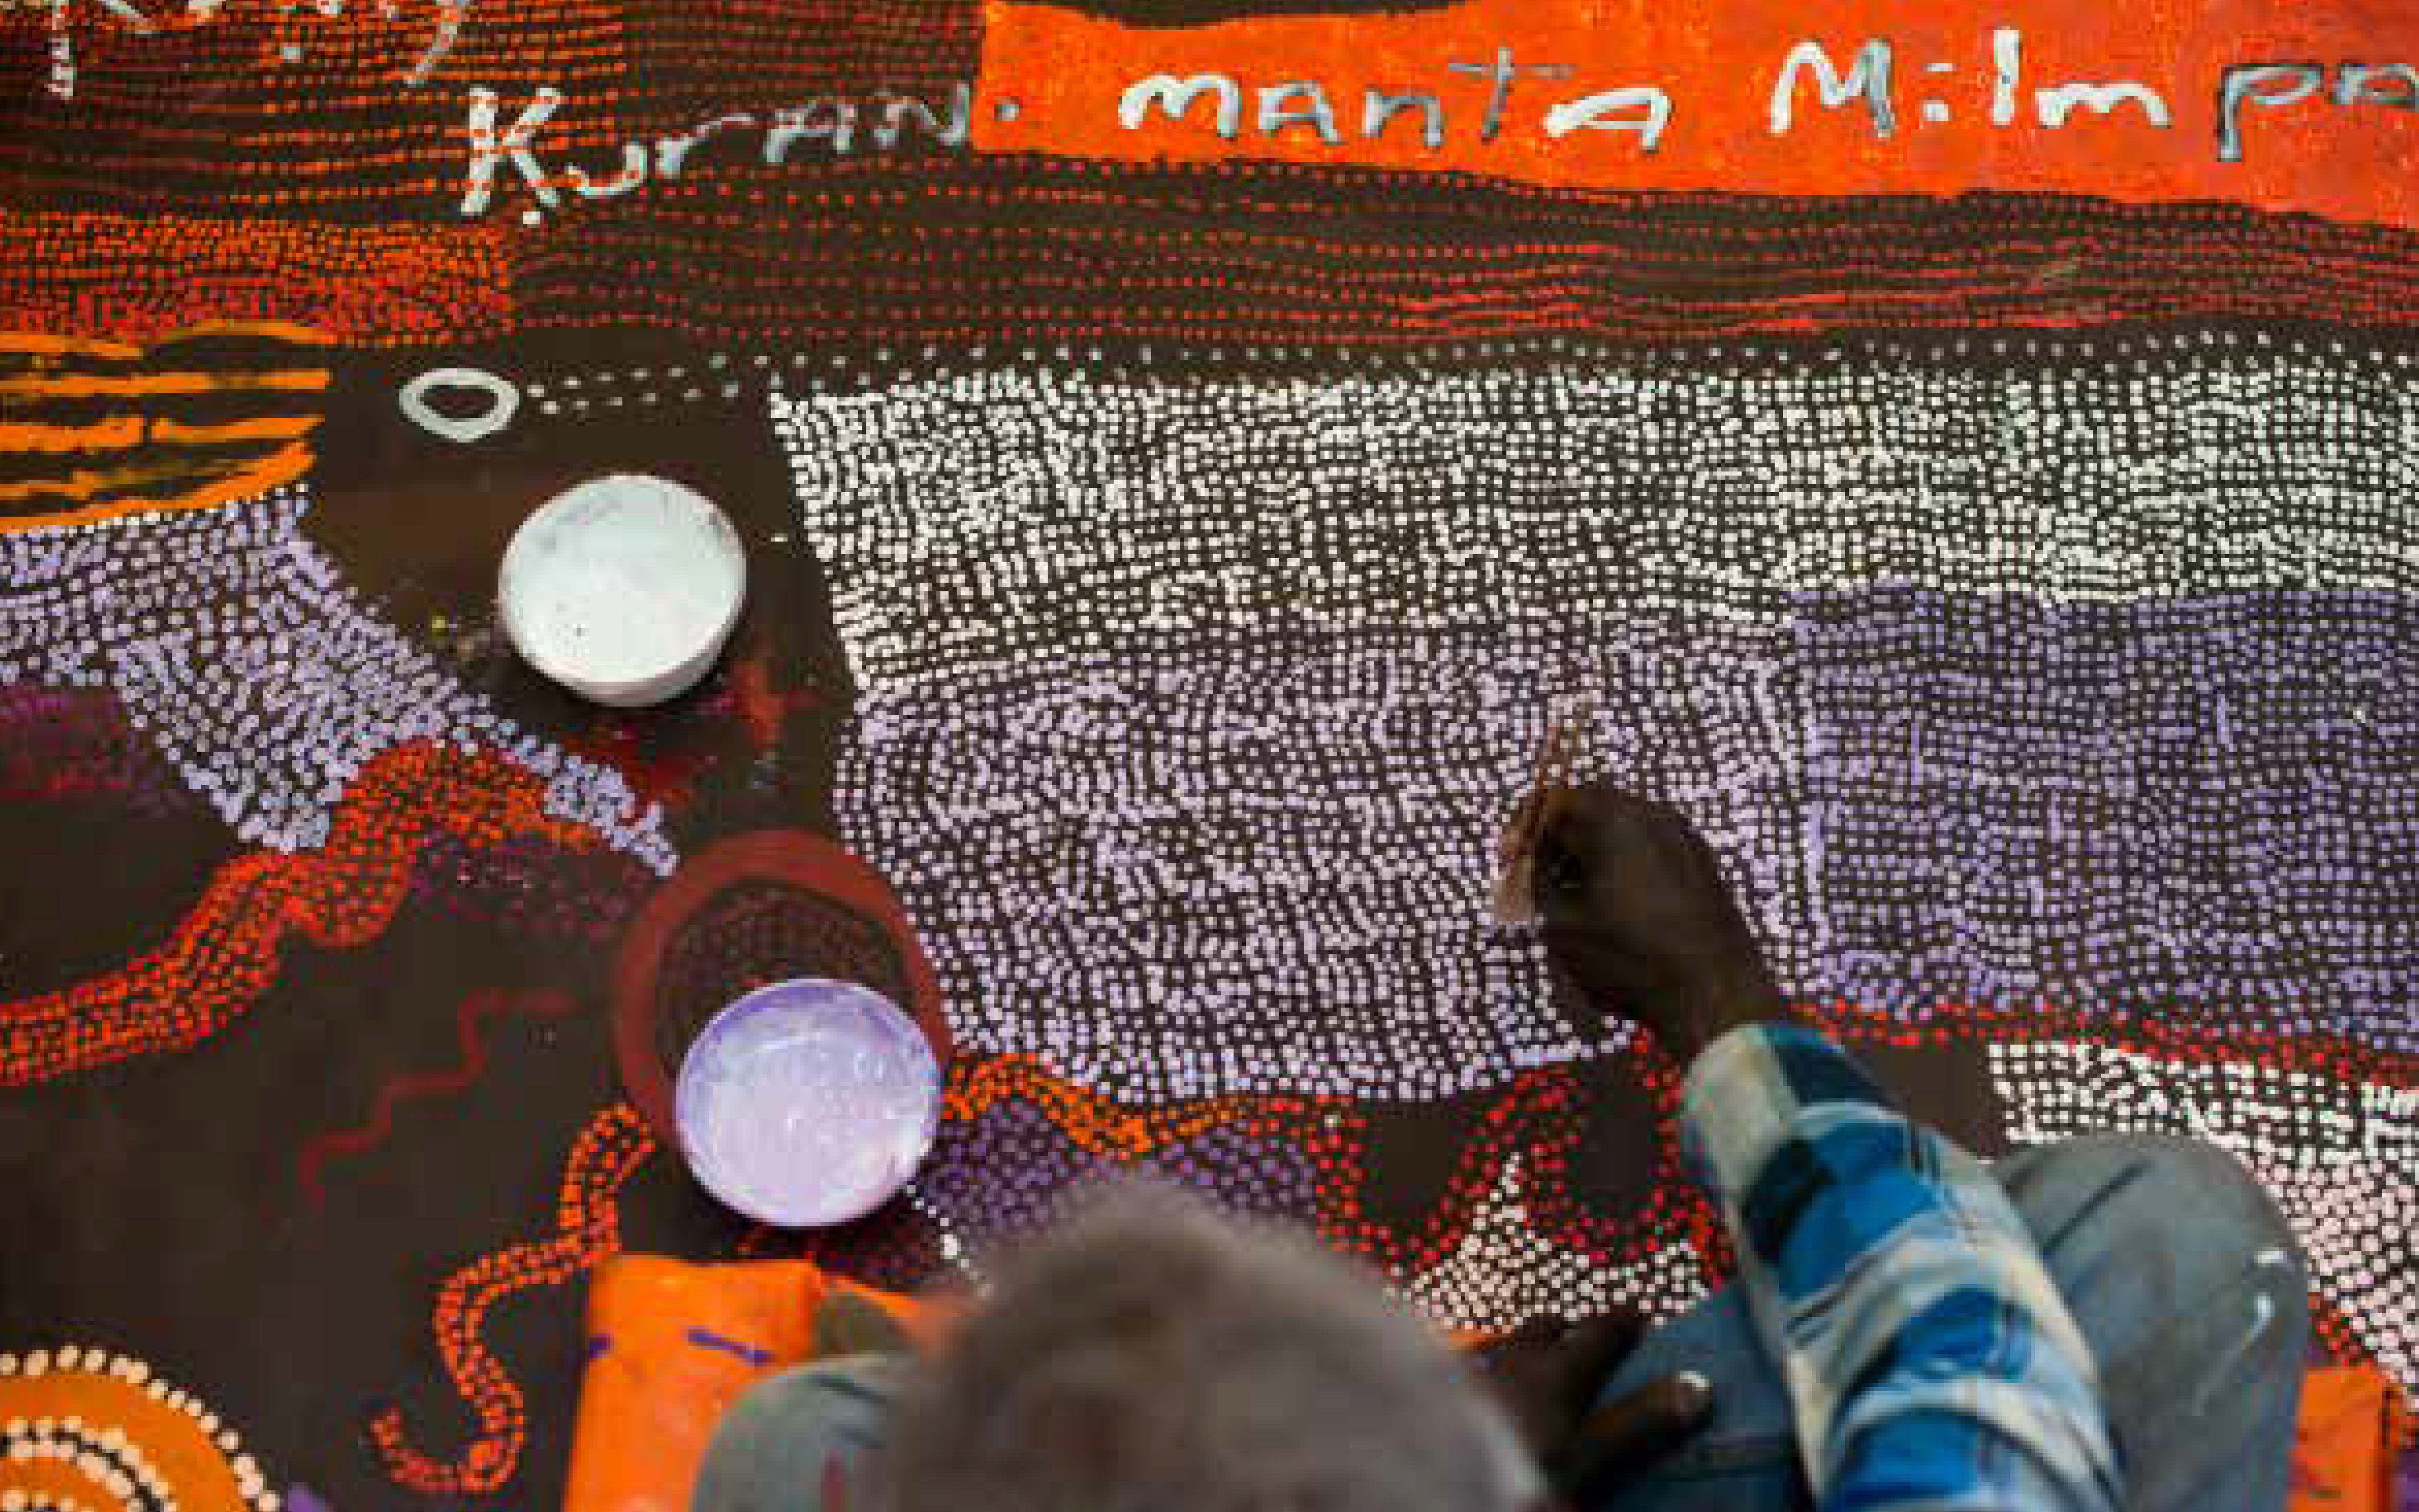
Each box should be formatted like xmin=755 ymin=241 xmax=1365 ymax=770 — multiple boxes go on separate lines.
xmin=695 ymin=1135 xmax=2306 ymax=1512
xmin=1590 ymin=1134 xmax=2309 ymax=1512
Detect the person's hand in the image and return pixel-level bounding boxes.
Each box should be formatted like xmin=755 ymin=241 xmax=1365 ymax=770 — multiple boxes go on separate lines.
xmin=1532 ymin=781 xmax=1786 ymax=1064
xmin=1471 ymin=1312 xmax=1710 ymax=1503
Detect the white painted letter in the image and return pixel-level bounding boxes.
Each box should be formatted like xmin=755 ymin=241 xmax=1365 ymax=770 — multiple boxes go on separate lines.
xmin=1362 ymin=89 xmax=1443 ymax=147
xmin=2337 ymin=63 xmax=2419 ymax=110
xmin=657 ymin=112 xmax=755 ymax=176
xmin=406 ymin=0 xmax=466 ymax=88
xmin=1991 ymin=27 xmax=2021 ymax=124
xmin=1119 ymin=73 xmax=1242 ymax=137
xmin=2217 ymin=63 xmax=2323 ymax=162
xmin=461 ymin=85 xmax=563 ymax=218
xmin=1770 ymin=38 xmax=1896 ymax=138
xmin=1544 ymin=85 xmax=1671 ymax=151
xmin=874 ymin=82 xmax=972 ymax=148
xmin=1258 ymin=80 xmax=1342 ymax=143
xmin=567 ymin=142 xmax=647 ymax=198
xmin=763 ymin=98 xmax=857 ymax=162
xmin=2035 ymin=79 xmax=2171 ymax=127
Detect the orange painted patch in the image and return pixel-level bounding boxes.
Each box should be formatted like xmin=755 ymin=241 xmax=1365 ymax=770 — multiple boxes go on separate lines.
xmin=974 ymin=0 xmax=2419 ymax=229
xmin=2290 ymin=1366 xmax=2397 ymax=1511
xmin=0 ymin=1349 xmax=271 ymax=1512
xmin=0 ymin=369 xmax=329 ymax=399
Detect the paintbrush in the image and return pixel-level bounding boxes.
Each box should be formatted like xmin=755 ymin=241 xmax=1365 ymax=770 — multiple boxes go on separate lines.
xmin=1490 ymin=716 xmax=1581 ymax=925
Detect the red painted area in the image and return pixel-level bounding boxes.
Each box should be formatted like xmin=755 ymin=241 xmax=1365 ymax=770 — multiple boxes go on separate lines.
xmin=976 ymin=0 xmax=2419 ymax=230
xmin=0 ymin=210 xmax=512 ymax=345
xmin=610 ymin=828 xmax=952 ymax=1143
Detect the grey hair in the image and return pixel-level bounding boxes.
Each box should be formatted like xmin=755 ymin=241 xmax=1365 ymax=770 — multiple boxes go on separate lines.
xmin=883 ymin=1185 xmax=1539 ymax=1512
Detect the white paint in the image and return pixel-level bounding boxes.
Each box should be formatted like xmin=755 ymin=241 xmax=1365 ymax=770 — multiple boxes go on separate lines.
xmin=498 ymin=473 xmax=746 ymax=707
xmin=399 ymin=365 xmax=519 ymax=442
xmin=772 ymin=359 xmax=2419 ymax=692
xmin=403 ymin=0 xmax=463 ymax=86
xmin=1404 ymin=1157 xmax=1709 ymax=1329
xmin=1989 ymin=1039 xmax=2417 ymax=1400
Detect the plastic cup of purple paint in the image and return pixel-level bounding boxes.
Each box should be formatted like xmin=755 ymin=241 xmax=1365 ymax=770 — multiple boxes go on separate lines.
xmin=673 ymin=977 xmax=942 ymax=1228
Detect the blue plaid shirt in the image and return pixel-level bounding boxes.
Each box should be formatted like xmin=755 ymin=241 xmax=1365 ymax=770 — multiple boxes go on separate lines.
xmin=1681 ymin=1024 xmax=2122 ymax=1511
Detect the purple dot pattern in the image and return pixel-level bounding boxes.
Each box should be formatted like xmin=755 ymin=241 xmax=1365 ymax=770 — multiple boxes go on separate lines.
xmin=0 ymin=488 xmax=672 ymax=869
xmin=771 ymin=344 xmax=2419 ymax=1385
xmin=914 ymin=1098 xmax=1319 ymax=1254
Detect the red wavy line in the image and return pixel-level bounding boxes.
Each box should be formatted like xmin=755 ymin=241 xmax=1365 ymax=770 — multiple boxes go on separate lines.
xmin=295 ymin=988 xmax=581 ymax=1209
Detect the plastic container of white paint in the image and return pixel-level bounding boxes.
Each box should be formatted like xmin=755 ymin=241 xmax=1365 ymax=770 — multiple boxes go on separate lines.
xmin=498 ymin=474 xmax=747 ymax=707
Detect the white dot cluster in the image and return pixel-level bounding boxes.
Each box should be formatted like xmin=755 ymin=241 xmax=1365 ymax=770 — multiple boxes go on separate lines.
xmin=767 ymin=355 xmax=2419 ymax=1097
xmin=1991 ymin=1041 xmax=2418 ymax=1401
xmin=0 ymin=1346 xmax=278 ymax=1512
xmin=0 ymin=487 xmax=673 ymax=871
xmin=1403 ymin=1158 xmax=1709 ymax=1333
xmin=541 ymin=327 xmax=2419 ymax=429
xmin=829 ymin=621 xmax=1792 ymax=1099
xmin=772 ymin=356 xmax=2419 ymax=691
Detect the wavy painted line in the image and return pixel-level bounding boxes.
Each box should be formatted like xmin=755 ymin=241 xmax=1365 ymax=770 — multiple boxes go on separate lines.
xmin=371 ymin=1103 xmax=655 ymax=1496
xmin=936 ymin=1053 xmax=1700 ymax=1276
xmin=151 ymin=320 xmax=338 ymax=348
xmin=295 ymin=988 xmax=582 ymax=1209
xmin=0 ymin=740 xmax=604 ymax=1087
xmin=940 ymin=1054 xmax=1339 ymax=1160
xmin=0 ymin=331 xmax=141 ymax=358
xmin=935 ymin=1005 xmax=2419 ymax=1288
xmin=0 ymin=369 xmax=330 ymax=399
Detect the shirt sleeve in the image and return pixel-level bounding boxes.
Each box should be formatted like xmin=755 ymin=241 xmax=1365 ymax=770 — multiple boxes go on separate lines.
xmin=1680 ymin=1022 xmax=2121 ymax=1512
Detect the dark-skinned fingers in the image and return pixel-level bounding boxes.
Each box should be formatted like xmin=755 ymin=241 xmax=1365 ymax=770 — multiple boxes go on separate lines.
xmin=1477 ymin=1314 xmax=1569 ymax=1368
xmin=1553 ymin=1372 xmax=1713 ymax=1499
xmin=1547 ymin=1311 xmax=1649 ymax=1405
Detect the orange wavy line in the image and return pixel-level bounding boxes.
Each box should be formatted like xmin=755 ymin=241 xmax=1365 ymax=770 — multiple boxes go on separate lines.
xmin=0 ymin=415 xmax=318 ymax=454
xmin=151 ymin=319 xmax=337 ymax=347
xmin=371 ymin=1104 xmax=656 ymax=1496
xmin=0 ymin=740 xmax=603 ymax=1087
xmin=50 ymin=442 xmax=316 ymax=526
xmin=0 ymin=331 xmax=141 ymax=358
xmin=151 ymin=414 xmax=322 ymax=444
xmin=0 ymin=417 xmax=147 ymax=452
xmin=941 ymin=1054 xmax=1340 ymax=1160
xmin=0 ymin=369 xmax=329 ymax=398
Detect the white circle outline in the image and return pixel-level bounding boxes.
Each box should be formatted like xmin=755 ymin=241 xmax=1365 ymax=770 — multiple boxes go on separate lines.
xmin=399 ymin=366 xmax=521 ymax=442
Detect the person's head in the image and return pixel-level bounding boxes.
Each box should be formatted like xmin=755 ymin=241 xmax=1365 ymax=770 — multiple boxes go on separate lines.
xmin=884 ymin=1186 xmax=1540 ymax=1512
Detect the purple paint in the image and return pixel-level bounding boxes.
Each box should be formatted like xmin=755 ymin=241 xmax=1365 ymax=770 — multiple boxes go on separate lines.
xmin=675 ymin=977 xmax=940 ymax=1228
xmin=1797 ymin=587 xmax=2419 ymax=1038
xmin=685 ymin=1326 xmax=776 ymax=1367
xmin=916 ymin=1097 xmax=1318 ymax=1249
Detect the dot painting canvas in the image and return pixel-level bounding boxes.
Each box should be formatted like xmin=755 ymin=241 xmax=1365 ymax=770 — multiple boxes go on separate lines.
xmin=2 ymin=0 xmax=2417 ymax=1506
